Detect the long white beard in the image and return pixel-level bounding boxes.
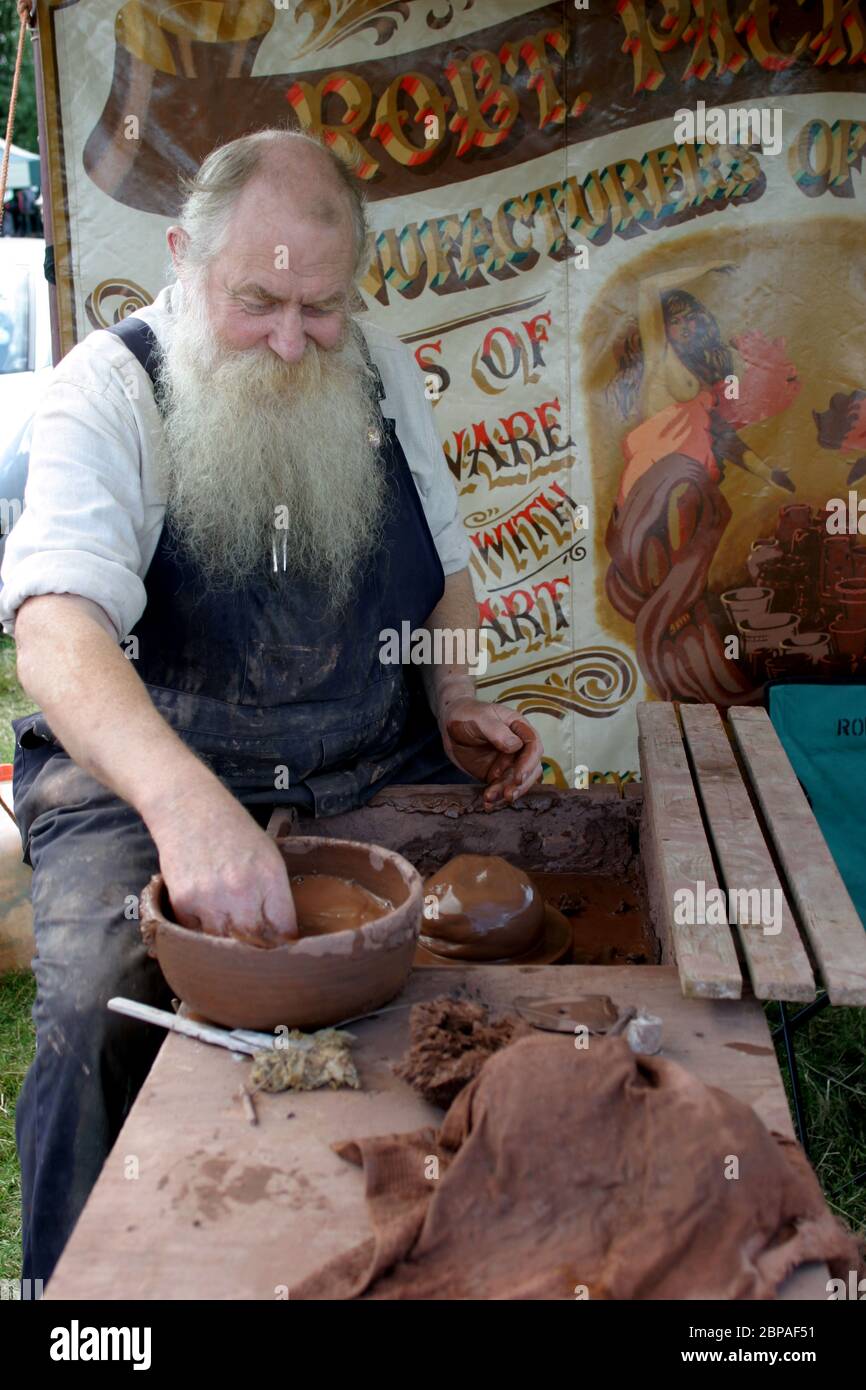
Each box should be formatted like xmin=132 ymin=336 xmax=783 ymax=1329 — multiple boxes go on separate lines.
xmin=153 ymin=281 xmax=388 ymax=612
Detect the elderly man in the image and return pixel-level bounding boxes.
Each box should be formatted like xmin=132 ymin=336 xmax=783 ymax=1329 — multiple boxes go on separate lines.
xmin=0 ymin=129 xmax=543 ymax=1284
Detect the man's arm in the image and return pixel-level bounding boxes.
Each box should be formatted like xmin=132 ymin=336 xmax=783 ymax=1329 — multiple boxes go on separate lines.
xmin=14 ymin=593 xmax=296 ymax=941
xmin=370 ymin=333 xmax=543 ymax=801
xmin=420 ymin=566 xmax=479 ymax=718
xmin=422 ymin=567 xmax=543 ymax=805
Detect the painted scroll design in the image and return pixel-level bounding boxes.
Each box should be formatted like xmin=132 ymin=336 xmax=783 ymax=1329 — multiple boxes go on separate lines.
xmin=293 ymin=0 xmax=475 ymax=54
xmin=84 ymin=278 xmax=153 ymax=329
xmin=479 ymin=646 xmax=638 ymax=720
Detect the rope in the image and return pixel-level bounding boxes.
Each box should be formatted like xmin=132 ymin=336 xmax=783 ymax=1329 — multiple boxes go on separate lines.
xmin=0 ymin=1 xmax=33 ymax=827
xmin=0 ymin=1 xmax=35 ymax=234
xmin=0 ymin=788 xmax=18 ymax=828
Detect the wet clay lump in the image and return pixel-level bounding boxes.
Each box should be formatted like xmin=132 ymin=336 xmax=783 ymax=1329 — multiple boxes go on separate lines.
xmin=421 ymin=854 xmax=544 ymax=960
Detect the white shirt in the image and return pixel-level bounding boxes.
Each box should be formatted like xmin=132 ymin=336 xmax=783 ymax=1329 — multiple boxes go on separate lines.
xmin=0 ymin=283 xmax=469 ymax=640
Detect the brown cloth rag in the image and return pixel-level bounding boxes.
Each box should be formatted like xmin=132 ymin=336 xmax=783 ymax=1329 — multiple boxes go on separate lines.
xmin=289 ymin=1034 xmax=858 ymax=1300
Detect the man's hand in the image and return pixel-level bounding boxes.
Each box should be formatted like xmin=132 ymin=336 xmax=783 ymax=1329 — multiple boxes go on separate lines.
xmin=14 ymin=595 xmax=297 ymax=947
xmin=146 ymin=776 xmax=298 ymax=945
xmin=440 ymin=696 xmax=544 ymax=807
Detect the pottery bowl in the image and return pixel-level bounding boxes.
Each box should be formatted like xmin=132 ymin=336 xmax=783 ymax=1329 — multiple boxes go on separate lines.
xmin=720 ymin=586 xmax=772 ymax=625
xmin=780 ymin=631 xmax=830 ymax=663
xmin=829 ymin=615 xmax=866 ymax=658
xmin=140 ymin=836 xmax=423 ymax=1031
xmin=835 ymin=577 xmax=866 ymax=625
xmin=738 ymin=611 xmax=800 ymax=655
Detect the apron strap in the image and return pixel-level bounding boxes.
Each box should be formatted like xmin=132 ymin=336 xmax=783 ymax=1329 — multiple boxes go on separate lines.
xmin=104 ymin=317 xmax=165 ymax=415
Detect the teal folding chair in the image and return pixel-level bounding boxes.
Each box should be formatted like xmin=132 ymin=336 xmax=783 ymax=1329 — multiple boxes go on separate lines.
xmin=762 ymin=677 xmax=866 ymax=1158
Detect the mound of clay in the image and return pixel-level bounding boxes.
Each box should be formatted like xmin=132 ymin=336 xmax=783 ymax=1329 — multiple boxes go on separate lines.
xmin=394 ymin=996 xmax=529 ymax=1108
xmin=421 ymin=854 xmax=544 ymax=960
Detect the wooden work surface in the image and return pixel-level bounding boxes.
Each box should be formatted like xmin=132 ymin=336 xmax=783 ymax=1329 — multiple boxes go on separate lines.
xmin=46 ymin=965 xmax=826 ymax=1301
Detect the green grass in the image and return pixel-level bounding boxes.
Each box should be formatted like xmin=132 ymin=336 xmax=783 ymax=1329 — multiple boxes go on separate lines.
xmin=0 ymin=969 xmax=35 ymax=1280
xmin=765 ymin=1001 xmax=866 ymax=1234
xmin=0 ymin=634 xmax=37 ymax=763
xmin=0 ymin=632 xmax=38 ymax=1279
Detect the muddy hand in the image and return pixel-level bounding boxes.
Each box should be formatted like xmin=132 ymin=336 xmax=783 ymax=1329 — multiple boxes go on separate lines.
xmin=441 ymin=697 xmax=544 ymax=808
xmin=147 ymin=777 xmax=297 ymax=945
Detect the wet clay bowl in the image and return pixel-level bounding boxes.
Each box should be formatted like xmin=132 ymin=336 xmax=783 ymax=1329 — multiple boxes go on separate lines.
xmin=140 ymin=837 xmax=422 ymax=1032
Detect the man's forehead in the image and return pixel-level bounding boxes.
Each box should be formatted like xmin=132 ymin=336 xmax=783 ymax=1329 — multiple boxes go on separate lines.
xmin=219 ymin=238 xmax=352 ymax=299
xmin=227 ymin=190 xmax=351 ymax=259
xmin=230 ymin=262 xmax=347 ymax=295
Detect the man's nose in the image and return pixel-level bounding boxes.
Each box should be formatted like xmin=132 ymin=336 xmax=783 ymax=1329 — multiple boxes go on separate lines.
xmin=268 ymin=308 xmax=307 ymax=363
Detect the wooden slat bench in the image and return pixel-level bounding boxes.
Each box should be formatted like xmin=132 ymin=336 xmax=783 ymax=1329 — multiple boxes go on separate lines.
xmin=638 ymin=701 xmax=866 ymax=1005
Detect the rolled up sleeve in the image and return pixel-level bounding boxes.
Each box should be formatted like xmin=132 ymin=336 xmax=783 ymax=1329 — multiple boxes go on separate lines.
xmin=0 ymin=370 xmax=147 ymax=641
xmin=411 ymin=373 xmax=471 ymax=577
xmin=370 ymin=327 xmax=470 ymax=577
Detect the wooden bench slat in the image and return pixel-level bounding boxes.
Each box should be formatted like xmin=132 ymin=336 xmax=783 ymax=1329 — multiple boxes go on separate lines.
xmin=637 ymin=703 xmax=742 ymax=999
xmin=728 ymin=706 xmax=866 ymax=1007
xmin=680 ymin=704 xmax=816 ymax=1002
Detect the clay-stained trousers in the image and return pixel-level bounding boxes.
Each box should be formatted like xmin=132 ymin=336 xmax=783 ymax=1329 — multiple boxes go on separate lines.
xmin=11 ymin=711 xmax=472 ymax=1288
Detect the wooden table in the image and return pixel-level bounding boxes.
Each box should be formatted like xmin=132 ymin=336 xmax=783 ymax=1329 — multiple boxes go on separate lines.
xmin=46 ymin=964 xmax=826 ymax=1300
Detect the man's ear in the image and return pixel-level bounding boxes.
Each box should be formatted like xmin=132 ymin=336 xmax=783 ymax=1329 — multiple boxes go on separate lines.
xmin=166 ymin=225 xmax=189 ymax=270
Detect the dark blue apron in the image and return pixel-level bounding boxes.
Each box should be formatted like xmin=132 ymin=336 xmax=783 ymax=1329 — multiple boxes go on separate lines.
xmin=116 ymin=316 xmax=451 ymax=816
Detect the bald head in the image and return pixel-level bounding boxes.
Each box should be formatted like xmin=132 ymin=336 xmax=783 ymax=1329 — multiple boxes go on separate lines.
xmin=170 ymin=128 xmax=369 ymax=280
xmin=166 ymin=129 xmax=371 ymax=364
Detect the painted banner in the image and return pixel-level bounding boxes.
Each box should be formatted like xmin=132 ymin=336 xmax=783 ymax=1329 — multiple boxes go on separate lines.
xmin=35 ymin=0 xmax=866 ymax=785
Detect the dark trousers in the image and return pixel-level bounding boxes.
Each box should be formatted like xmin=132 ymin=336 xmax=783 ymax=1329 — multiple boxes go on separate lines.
xmin=13 ymin=729 xmax=471 ymax=1287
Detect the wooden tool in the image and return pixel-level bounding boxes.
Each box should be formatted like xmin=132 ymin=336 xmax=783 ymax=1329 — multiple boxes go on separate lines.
xmin=108 ymin=998 xmax=271 ymax=1055
xmin=107 ymin=997 xmax=412 ymax=1054
xmin=513 ymin=993 xmax=630 ymax=1034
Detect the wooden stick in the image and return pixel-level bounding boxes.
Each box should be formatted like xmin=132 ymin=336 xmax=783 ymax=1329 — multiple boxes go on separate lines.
xmin=239 ymin=1087 xmax=258 ymax=1126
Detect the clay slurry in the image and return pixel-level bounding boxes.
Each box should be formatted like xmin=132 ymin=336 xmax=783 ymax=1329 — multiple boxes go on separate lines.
xmin=289 ymin=873 xmax=392 ymax=937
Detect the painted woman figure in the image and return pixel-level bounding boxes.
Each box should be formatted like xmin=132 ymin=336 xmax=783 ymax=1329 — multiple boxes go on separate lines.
xmin=604 ymin=262 xmax=800 ymax=706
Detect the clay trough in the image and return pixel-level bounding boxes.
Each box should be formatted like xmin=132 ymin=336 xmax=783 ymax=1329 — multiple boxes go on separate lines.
xmin=268 ymin=784 xmax=655 ymax=971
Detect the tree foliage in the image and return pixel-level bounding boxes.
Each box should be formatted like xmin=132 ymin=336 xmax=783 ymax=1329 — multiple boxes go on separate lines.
xmin=0 ymin=0 xmax=39 ymax=154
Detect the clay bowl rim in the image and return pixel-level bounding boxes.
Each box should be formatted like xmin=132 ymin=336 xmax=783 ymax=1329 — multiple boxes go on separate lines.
xmin=721 ymin=585 xmax=772 ymax=604
xmin=141 ymin=835 xmax=423 ymax=959
xmin=781 ymin=632 xmax=830 ymax=647
xmin=738 ymin=612 xmax=798 ymax=632
xmin=829 ymin=614 xmax=866 ymax=634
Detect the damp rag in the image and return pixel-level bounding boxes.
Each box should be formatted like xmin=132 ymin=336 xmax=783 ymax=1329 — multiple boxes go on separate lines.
xmin=289 ymin=1034 xmax=858 ymax=1300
